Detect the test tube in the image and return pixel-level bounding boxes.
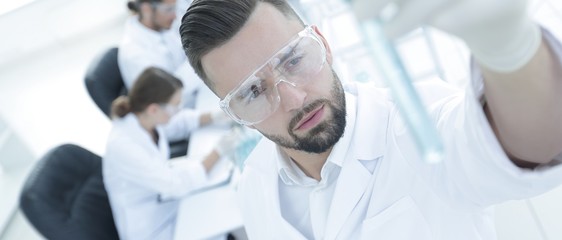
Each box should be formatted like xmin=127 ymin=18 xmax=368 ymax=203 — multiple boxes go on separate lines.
xmin=360 ymin=19 xmax=444 ymax=164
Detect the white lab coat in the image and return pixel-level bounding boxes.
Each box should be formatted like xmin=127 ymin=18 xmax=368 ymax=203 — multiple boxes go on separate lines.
xmin=118 ymin=16 xmax=206 ymax=141
xmin=237 ymin=29 xmax=562 ymax=240
xmin=165 ymin=108 xmax=202 ymax=142
xmin=118 ymin=16 xmax=203 ymax=109
xmin=103 ymin=114 xmax=208 ymax=240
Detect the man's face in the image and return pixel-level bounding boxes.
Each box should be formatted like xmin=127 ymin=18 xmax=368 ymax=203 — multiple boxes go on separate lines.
xmin=150 ymin=0 xmax=177 ymax=31
xmin=202 ymin=3 xmax=346 ymax=154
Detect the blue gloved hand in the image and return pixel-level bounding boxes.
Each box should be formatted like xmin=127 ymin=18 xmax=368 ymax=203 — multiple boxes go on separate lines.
xmin=214 ymin=126 xmax=261 ymax=170
xmin=214 ymin=128 xmax=243 ymax=159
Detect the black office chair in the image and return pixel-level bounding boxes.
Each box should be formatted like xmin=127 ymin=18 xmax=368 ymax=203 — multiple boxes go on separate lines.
xmin=84 ymin=47 xmax=127 ymax=117
xmin=84 ymin=47 xmax=188 ymax=158
xmin=19 ymin=144 xmax=119 ymax=240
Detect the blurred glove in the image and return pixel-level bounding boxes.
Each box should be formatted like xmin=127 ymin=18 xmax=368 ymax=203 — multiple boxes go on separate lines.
xmin=352 ymin=0 xmax=541 ymax=72
xmin=214 ymin=128 xmax=243 ymax=159
xmin=211 ymin=110 xmax=234 ymax=126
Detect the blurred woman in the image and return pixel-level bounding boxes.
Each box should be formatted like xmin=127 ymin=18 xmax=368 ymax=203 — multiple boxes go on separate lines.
xmin=119 ymin=0 xmax=229 ymax=144
xmin=102 ymin=67 xmax=229 ymax=240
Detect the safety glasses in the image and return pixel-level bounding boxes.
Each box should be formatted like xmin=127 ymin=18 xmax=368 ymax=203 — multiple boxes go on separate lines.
xmin=219 ymin=26 xmax=327 ymax=126
xmin=151 ymin=2 xmax=176 ymax=14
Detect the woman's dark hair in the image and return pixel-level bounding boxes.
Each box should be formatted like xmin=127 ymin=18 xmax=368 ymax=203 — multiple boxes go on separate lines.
xmin=179 ymin=0 xmax=303 ymax=90
xmin=111 ymin=67 xmax=183 ymax=119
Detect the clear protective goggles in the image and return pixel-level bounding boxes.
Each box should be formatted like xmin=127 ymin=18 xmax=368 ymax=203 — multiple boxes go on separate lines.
xmin=160 ymin=103 xmax=180 ymax=116
xmin=152 ymin=2 xmax=176 ymax=13
xmin=219 ymin=26 xmax=327 ymax=125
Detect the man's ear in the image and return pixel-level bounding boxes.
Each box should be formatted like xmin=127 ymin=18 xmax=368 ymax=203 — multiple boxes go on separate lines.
xmin=311 ymin=25 xmax=333 ymax=65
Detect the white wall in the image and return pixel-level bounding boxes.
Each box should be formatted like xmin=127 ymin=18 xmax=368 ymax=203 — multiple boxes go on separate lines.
xmin=0 ymin=0 xmax=128 ymax=157
xmin=0 ymin=0 xmax=126 ymax=66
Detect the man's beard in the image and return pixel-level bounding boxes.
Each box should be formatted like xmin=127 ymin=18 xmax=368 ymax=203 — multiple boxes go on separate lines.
xmin=260 ymin=71 xmax=346 ymax=154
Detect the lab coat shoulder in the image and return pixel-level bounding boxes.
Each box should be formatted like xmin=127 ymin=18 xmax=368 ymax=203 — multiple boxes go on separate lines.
xmin=105 ymin=116 xmax=158 ymax=161
xmin=117 ymin=18 xmax=167 ymax=88
xmin=237 ymin=136 xmax=278 ymax=200
xmin=351 ymin=81 xmax=487 ymax=239
xmin=118 ymin=43 xmax=163 ymax=89
xmin=236 ymin=138 xmax=282 ymax=239
xmin=240 ymin=137 xmax=279 ymax=173
xmin=344 ymin=79 xmax=459 ymax=159
xmin=345 ymin=81 xmax=393 ymax=160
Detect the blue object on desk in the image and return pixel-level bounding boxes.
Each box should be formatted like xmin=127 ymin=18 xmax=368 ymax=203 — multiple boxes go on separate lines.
xmin=233 ymin=127 xmax=262 ymax=170
xmin=360 ymin=19 xmax=444 ymax=164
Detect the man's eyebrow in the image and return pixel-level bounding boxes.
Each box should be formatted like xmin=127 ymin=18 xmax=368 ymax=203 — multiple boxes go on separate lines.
xmin=276 ymin=38 xmax=303 ymax=66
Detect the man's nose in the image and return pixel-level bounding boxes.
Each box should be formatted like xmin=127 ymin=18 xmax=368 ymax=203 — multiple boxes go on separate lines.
xmin=276 ymin=79 xmax=306 ymax=112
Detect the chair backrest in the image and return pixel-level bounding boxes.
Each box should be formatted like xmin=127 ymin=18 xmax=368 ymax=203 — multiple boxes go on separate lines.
xmin=83 ymin=47 xmax=188 ymax=158
xmin=20 ymin=144 xmax=119 ymax=240
xmin=85 ymin=47 xmax=128 ymax=118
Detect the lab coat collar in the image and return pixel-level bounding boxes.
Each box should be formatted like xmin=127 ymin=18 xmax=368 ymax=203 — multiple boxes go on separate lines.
xmin=277 ymin=149 xmax=321 ymax=186
xmin=119 ymin=113 xmax=170 ymax=159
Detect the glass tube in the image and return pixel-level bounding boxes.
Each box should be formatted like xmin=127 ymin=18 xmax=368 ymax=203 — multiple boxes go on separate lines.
xmin=360 ymin=19 xmax=444 ymax=164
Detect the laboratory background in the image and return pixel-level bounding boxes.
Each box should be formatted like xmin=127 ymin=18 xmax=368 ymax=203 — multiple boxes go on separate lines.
xmin=0 ymin=0 xmax=561 ymax=239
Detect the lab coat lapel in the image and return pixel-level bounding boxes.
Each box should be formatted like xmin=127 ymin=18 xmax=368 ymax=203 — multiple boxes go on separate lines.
xmin=270 ymin=177 xmax=309 ymax=239
xmin=324 ymin=82 xmax=390 ymax=239
xmin=250 ymin=139 xmax=309 ymax=239
xmin=324 ymin=154 xmax=372 ymax=239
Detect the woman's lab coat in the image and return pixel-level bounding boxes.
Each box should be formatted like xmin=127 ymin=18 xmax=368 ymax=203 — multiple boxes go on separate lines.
xmin=103 ymin=114 xmax=208 ymax=240
xmin=118 ymin=17 xmax=206 ymax=141
xmin=237 ymin=31 xmax=562 ymax=239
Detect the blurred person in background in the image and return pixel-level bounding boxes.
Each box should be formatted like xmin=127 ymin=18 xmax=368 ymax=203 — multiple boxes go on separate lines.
xmin=120 ymin=0 xmax=230 ymax=143
xmin=103 ymin=67 xmax=239 ymax=240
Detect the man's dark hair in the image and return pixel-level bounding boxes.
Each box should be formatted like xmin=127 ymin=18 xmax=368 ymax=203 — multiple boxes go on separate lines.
xmin=179 ymin=0 xmax=304 ymax=90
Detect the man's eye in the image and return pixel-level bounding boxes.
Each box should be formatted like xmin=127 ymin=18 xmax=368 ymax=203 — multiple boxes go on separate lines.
xmin=282 ymin=55 xmax=305 ymax=74
xmin=236 ymin=82 xmax=266 ymax=104
xmin=250 ymin=85 xmax=263 ymax=99
xmin=287 ymin=56 xmax=302 ymax=67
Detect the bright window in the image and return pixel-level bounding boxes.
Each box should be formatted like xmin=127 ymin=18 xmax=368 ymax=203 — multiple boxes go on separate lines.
xmin=0 ymin=0 xmax=36 ymax=16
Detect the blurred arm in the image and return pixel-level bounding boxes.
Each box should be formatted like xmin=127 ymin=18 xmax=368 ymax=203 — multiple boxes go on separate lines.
xmin=481 ymin=35 xmax=562 ymax=167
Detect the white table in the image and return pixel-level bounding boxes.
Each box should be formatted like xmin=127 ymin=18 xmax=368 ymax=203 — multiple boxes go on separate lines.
xmin=174 ymin=87 xmax=245 ymax=240
xmin=174 ymin=179 xmax=243 ymax=240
